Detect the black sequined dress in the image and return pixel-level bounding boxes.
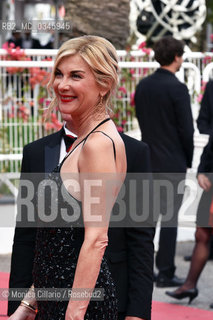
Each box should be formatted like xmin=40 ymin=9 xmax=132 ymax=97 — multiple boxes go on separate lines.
xmin=33 ymin=119 xmax=118 ymax=320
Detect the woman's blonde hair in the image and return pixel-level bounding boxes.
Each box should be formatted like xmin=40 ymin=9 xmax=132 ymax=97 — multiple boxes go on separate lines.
xmin=47 ymin=35 xmax=119 ymax=117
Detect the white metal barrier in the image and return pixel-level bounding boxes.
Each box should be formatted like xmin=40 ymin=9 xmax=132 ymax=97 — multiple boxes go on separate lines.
xmin=0 ymin=49 xmax=58 ymax=60
xmin=0 ymin=57 xmax=211 ymax=173
xmin=0 ymin=172 xmax=20 ymax=197
xmin=0 ymin=154 xmax=22 ymax=161
xmin=0 ymin=48 xmax=213 ymax=65
xmin=0 ymin=60 xmax=202 ymax=94
xmin=0 ymin=155 xmax=22 ymax=196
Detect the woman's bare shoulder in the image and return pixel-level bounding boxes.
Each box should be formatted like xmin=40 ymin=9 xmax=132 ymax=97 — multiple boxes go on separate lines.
xmin=78 ymin=128 xmax=126 ymax=173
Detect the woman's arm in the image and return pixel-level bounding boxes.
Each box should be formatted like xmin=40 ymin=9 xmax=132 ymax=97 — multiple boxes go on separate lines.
xmin=65 ymin=133 xmax=125 ymax=320
xmin=8 ymin=285 xmax=37 ymax=320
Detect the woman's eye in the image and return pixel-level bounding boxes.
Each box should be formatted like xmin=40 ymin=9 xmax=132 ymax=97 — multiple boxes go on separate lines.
xmin=54 ymin=70 xmax=62 ymax=77
xmin=72 ymin=74 xmax=82 ymax=79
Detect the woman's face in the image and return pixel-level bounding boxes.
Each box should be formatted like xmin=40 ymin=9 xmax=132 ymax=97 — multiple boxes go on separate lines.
xmin=53 ymin=54 xmax=104 ymax=118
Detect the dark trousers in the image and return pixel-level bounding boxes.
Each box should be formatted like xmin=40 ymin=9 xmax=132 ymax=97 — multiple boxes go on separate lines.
xmin=154 ymin=173 xmax=185 ymax=278
xmin=156 ymin=226 xmax=178 ymax=277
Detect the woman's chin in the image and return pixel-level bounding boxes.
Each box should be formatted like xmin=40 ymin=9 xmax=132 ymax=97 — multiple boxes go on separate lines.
xmin=61 ymin=113 xmax=73 ymax=122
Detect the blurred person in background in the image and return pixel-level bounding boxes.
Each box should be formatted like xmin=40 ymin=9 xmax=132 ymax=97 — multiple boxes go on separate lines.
xmin=166 ymin=132 xmax=213 ymax=307
xmin=135 ymin=36 xmax=194 ymax=288
xmin=8 ymin=30 xmax=41 ymax=49
xmin=183 ymin=79 xmax=213 ymax=263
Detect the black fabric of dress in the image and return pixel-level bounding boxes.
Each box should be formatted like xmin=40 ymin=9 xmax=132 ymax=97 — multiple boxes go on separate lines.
xmin=33 ymin=118 xmax=118 ymax=319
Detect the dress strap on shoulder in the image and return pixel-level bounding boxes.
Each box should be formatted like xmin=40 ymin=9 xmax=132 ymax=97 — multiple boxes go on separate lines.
xmin=84 ymin=118 xmax=111 ymax=140
xmin=86 ymin=130 xmax=116 ymax=161
xmin=82 ymin=118 xmax=111 ymax=144
xmin=59 ymin=118 xmax=111 ymax=169
xmin=82 ymin=118 xmax=116 ymax=161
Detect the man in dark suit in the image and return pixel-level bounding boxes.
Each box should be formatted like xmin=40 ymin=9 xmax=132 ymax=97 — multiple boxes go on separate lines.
xmin=135 ymin=36 xmax=194 ymax=287
xmin=8 ymin=118 xmax=154 ymax=320
xmin=197 ymin=80 xmax=213 ymax=134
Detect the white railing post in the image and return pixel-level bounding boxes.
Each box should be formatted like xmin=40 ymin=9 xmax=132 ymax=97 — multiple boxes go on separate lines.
xmin=203 ymin=62 xmax=213 ymax=82
xmin=0 ymin=172 xmax=20 ymax=198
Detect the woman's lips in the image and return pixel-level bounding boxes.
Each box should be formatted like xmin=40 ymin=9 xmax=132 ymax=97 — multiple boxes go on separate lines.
xmin=60 ymin=95 xmax=76 ymax=103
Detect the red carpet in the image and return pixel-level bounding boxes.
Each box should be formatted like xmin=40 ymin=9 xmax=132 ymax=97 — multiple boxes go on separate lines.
xmin=0 ymin=272 xmax=9 ymax=319
xmin=0 ymin=272 xmax=213 ymax=319
xmin=152 ymin=301 xmax=213 ymax=319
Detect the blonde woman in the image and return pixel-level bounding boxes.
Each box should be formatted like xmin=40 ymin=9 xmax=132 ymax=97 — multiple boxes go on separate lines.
xmin=9 ymin=35 xmax=126 ymax=320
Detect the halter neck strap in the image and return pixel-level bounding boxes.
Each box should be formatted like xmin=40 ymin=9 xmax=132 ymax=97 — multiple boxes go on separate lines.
xmin=82 ymin=118 xmax=111 ymax=143
xmin=60 ymin=118 xmax=111 ymax=167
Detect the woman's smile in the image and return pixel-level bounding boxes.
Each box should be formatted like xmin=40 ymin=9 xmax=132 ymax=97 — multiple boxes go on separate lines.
xmin=59 ymin=95 xmax=77 ymax=103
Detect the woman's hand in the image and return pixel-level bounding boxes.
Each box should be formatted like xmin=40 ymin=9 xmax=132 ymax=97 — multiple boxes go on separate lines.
xmin=197 ymin=174 xmax=212 ymax=191
xmin=8 ymin=305 xmax=36 ymax=320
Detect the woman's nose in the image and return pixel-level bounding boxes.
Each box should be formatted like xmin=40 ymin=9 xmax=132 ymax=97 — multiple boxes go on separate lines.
xmin=58 ymin=78 xmax=70 ymax=91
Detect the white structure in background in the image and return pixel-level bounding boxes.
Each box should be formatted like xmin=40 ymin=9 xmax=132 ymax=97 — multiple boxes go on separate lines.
xmin=130 ymin=0 xmax=207 ymax=44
